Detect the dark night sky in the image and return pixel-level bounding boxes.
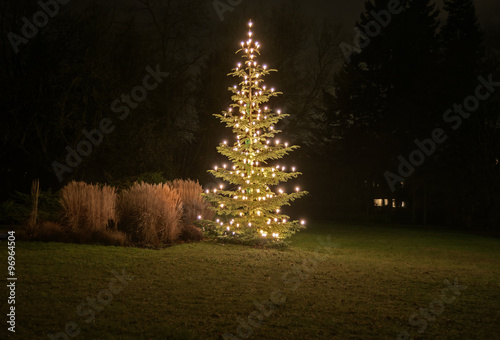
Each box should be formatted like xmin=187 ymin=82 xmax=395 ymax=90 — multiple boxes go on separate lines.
xmin=308 ymin=0 xmax=499 ymax=26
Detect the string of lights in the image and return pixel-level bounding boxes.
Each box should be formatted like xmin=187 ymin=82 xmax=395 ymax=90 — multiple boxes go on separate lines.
xmin=203 ymin=20 xmax=308 ymax=241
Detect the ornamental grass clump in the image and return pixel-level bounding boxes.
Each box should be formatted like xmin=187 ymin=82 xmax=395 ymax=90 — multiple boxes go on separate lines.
xmin=118 ymin=182 xmax=182 ymax=246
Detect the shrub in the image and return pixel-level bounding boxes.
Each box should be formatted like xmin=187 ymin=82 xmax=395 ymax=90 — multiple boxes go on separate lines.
xmin=0 ymin=188 xmax=60 ymax=226
xmin=23 ymin=221 xmax=127 ymax=246
xmin=60 ymin=181 xmax=118 ymax=233
xmin=169 ymin=179 xmax=214 ymax=225
xmin=91 ymin=229 xmax=128 ymax=246
xmin=117 ymin=182 xmax=182 ymax=246
xmin=20 ymin=221 xmax=67 ymax=242
xmin=179 ymin=224 xmax=204 ymax=242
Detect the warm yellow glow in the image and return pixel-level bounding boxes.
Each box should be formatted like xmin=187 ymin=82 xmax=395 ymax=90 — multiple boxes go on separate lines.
xmin=207 ymin=20 xmax=307 ymax=240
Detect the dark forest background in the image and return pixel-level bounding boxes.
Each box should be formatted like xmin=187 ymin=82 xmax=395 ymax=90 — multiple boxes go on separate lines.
xmin=1 ymin=0 xmax=499 ymax=230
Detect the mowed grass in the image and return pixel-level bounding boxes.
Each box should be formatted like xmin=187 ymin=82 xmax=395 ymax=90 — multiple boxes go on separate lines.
xmin=1 ymin=222 xmax=499 ymax=339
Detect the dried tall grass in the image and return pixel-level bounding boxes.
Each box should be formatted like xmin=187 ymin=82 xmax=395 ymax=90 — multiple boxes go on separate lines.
xmin=60 ymin=181 xmax=118 ymax=232
xmin=169 ymin=179 xmax=214 ymax=225
xmin=26 ymin=179 xmax=40 ymax=237
xmin=117 ymin=182 xmax=182 ymax=246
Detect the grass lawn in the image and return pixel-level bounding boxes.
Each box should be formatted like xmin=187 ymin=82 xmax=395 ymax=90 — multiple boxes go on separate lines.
xmin=1 ymin=222 xmax=499 ymax=339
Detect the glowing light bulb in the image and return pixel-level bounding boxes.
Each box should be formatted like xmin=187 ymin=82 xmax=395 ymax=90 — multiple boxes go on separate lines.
xmin=296 ymin=187 xmax=300 ymax=192
xmin=301 ymin=220 xmax=306 ymax=225
xmin=198 ymin=215 xmax=201 ymax=220
xmin=214 ymin=166 xmax=218 ymax=171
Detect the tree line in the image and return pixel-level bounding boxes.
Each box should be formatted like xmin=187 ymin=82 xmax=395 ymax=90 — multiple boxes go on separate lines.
xmin=1 ymin=0 xmax=498 ymax=230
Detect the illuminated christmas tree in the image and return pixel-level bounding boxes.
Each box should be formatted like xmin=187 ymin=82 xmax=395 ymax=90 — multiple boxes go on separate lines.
xmin=203 ymin=20 xmax=307 ymax=243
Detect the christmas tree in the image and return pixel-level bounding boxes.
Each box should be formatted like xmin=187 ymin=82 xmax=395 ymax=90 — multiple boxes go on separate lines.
xmin=204 ymin=20 xmax=307 ymax=242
